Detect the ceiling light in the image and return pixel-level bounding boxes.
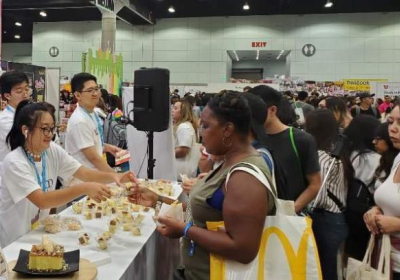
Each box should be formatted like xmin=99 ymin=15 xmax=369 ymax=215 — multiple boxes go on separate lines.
xmin=3 ymin=31 xmax=6 ymax=34
xmin=243 ymin=3 xmax=250 ymax=10
xmin=14 ymin=35 xmax=21 ymax=39
xmin=325 ymin=1 xmax=333 ymax=8
xmin=168 ymin=6 xmax=175 ymax=13
xmin=40 ymin=11 xmax=47 ymax=17
xmin=15 ymin=22 xmax=22 ymax=27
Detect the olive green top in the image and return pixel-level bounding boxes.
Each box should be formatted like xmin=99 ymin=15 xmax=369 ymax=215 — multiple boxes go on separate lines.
xmin=182 ymin=154 xmax=275 ymax=280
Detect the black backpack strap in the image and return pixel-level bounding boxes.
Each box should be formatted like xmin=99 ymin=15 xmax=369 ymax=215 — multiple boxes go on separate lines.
xmin=327 ymin=189 xmax=346 ymax=212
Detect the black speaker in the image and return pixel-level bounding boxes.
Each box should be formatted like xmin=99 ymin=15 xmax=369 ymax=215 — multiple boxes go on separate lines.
xmin=133 ymin=68 xmax=170 ymax=132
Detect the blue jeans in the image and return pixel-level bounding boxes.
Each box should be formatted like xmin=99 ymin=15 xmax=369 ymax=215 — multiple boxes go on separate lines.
xmin=310 ymin=210 xmax=348 ymax=280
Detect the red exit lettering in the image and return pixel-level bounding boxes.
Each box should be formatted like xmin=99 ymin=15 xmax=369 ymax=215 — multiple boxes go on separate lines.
xmin=252 ymin=42 xmax=267 ymax=48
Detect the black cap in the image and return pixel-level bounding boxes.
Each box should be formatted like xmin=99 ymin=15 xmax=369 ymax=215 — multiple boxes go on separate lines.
xmin=356 ymin=92 xmax=375 ymax=99
xmin=242 ymin=93 xmax=268 ymax=145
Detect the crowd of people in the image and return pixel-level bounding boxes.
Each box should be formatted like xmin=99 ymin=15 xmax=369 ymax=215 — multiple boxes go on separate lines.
xmin=0 ymin=70 xmax=399 ymax=280
xmin=167 ymin=86 xmax=399 ymax=280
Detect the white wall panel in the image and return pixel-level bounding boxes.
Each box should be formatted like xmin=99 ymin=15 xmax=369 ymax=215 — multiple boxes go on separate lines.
xmin=27 ymin=12 xmax=400 ymax=82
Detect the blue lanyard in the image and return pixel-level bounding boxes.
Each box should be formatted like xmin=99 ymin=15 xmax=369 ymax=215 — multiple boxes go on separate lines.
xmin=26 ymin=152 xmax=48 ymax=192
xmin=5 ymin=105 xmax=15 ymax=113
xmin=80 ymin=106 xmax=104 ymax=147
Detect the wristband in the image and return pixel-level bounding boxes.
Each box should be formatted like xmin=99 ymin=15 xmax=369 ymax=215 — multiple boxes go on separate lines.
xmin=157 ymin=195 xmax=163 ymax=203
xmin=183 ymin=221 xmax=194 ymax=238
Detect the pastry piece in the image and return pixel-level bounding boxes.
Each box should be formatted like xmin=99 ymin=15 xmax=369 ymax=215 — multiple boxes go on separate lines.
xmin=143 ymin=207 xmax=150 ymax=212
xmin=109 ymin=219 xmax=118 ymax=234
xmin=111 ymin=207 xmax=117 ymax=214
xmin=83 ymin=211 xmax=93 ymax=220
xmin=97 ymin=237 xmax=108 ymax=250
xmin=87 ymin=203 xmax=96 ymax=210
xmin=131 ymin=204 xmax=141 ymax=212
xmin=65 ymin=220 xmax=81 ymax=231
xmin=41 ymin=216 xmax=62 ymax=234
xmin=28 ymin=236 xmax=64 ymax=271
xmin=101 ymin=231 xmax=112 ymax=241
xmin=72 ymin=202 xmax=83 ymax=214
xmin=131 ymin=227 xmax=141 ymax=236
xmin=123 ymin=223 xmax=132 ymax=231
xmin=79 ymin=233 xmax=90 ymax=245
xmin=95 ymin=211 xmax=102 ymax=219
xmin=134 ymin=214 xmax=145 ymax=225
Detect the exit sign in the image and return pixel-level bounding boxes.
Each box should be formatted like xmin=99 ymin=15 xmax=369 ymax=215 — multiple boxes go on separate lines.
xmin=252 ymin=42 xmax=267 ymax=48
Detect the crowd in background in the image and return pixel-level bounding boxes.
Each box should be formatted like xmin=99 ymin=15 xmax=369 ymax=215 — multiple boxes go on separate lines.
xmin=170 ymin=86 xmax=400 ymax=280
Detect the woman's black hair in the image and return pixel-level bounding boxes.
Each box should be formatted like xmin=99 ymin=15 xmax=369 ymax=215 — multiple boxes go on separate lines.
xmin=306 ymin=109 xmax=339 ymax=152
xmin=374 ymin=122 xmax=399 ymax=182
xmin=325 ymin=97 xmax=348 ymax=127
xmin=343 ymin=114 xmax=381 ymax=170
xmin=207 ymin=91 xmax=251 ymax=137
xmin=306 ymin=109 xmax=354 ymax=184
xmin=6 ymin=100 xmax=55 ymax=151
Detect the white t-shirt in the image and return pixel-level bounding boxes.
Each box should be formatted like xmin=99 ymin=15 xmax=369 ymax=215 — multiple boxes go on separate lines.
xmin=0 ymin=142 xmax=81 ymax=247
xmin=374 ymin=162 xmax=400 ymax=272
xmin=0 ymin=106 xmax=15 ymax=186
xmin=351 ymin=151 xmax=381 ymax=186
xmin=175 ymin=122 xmax=200 ymax=178
xmin=65 ymin=105 xmax=103 ymax=169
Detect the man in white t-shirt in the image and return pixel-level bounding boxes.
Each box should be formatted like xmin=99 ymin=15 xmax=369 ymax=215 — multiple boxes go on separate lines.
xmin=0 ymin=71 xmax=31 ymax=182
xmin=65 ymin=73 xmax=121 ymax=172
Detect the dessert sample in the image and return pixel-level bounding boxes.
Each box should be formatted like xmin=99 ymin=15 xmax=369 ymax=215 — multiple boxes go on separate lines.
xmin=41 ymin=216 xmax=62 ymax=234
xmin=109 ymin=219 xmax=118 ymax=234
xmin=72 ymin=202 xmax=83 ymax=214
xmin=79 ymin=233 xmax=90 ymax=246
xmin=97 ymin=237 xmax=108 ymax=250
xmin=28 ymin=236 xmax=65 ymax=271
xmin=123 ymin=223 xmax=132 ymax=231
xmin=95 ymin=211 xmax=102 ymax=219
xmin=101 ymin=231 xmax=113 ymax=241
xmin=65 ymin=219 xmax=82 ymax=231
xmin=83 ymin=211 xmax=93 ymax=220
xmin=131 ymin=227 xmax=141 ymax=236
xmin=134 ymin=214 xmax=145 ymax=225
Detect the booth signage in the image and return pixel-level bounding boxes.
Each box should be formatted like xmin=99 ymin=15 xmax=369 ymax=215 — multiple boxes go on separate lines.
xmin=376 ymin=82 xmax=400 ymax=97
xmin=252 ymin=42 xmax=267 ymax=48
xmin=96 ymin=0 xmax=115 ymax=13
xmin=343 ymin=79 xmax=387 ymax=91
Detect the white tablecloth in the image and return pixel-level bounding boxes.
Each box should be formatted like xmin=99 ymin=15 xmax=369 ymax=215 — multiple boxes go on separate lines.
xmin=3 ymin=189 xmax=184 ymax=279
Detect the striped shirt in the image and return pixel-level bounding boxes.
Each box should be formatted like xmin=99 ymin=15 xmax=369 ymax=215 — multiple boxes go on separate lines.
xmin=314 ymin=150 xmax=347 ymax=213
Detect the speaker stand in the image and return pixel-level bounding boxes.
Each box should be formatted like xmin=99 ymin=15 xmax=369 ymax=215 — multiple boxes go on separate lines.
xmin=147 ymin=131 xmax=156 ymax=179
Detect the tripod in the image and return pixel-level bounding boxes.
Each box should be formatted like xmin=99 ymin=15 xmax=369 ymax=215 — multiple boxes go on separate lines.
xmin=146 ymin=131 xmax=155 ymax=179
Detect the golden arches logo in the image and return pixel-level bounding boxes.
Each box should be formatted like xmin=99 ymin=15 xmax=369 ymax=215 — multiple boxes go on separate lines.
xmin=258 ymin=219 xmax=322 ymax=280
xmin=208 ymin=219 xmax=322 ymax=280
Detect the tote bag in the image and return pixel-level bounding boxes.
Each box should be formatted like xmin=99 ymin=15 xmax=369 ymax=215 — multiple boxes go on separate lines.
xmin=346 ymin=234 xmax=391 ymax=280
xmin=207 ymin=162 xmax=322 ymax=280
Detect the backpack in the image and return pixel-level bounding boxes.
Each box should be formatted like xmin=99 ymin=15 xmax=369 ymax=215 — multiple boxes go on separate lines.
xmin=256 ymin=145 xmax=289 ymax=200
xmin=355 ymin=106 xmax=378 ymax=117
xmin=345 ymin=177 xmax=375 ymax=260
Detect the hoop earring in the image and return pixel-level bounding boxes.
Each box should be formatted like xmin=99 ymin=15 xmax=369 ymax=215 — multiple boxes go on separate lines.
xmin=222 ymin=137 xmax=232 ymax=148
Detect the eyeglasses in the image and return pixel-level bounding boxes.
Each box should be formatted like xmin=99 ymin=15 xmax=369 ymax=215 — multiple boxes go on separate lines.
xmin=81 ymin=87 xmax=100 ymax=95
xmin=36 ymin=126 xmax=56 ymax=136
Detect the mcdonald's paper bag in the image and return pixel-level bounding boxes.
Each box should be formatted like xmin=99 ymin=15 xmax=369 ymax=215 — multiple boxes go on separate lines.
xmin=207 ymin=216 xmax=322 ymax=280
xmin=206 ymin=162 xmax=322 ymax=280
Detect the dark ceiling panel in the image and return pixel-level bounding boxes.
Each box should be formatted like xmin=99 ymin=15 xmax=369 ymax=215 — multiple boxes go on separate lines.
xmin=144 ymin=0 xmax=400 ymax=18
